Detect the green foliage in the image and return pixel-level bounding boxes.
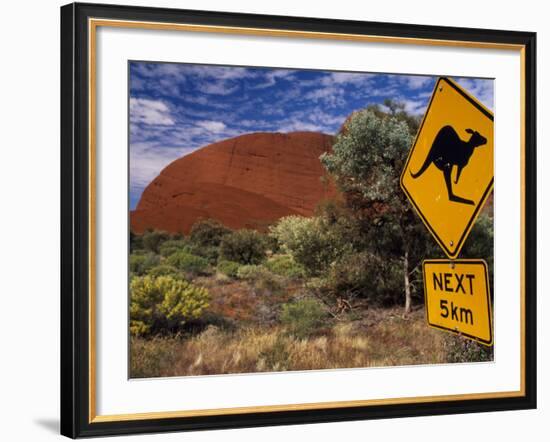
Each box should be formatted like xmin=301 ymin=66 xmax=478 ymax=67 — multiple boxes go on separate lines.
xmin=462 ymin=213 xmax=493 ymax=259
xmin=263 ymin=234 xmax=281 ymax=254
xmin=216 ymin=260 xmax=241 ymax=278
xmin=324 ymin=252 xmax=401 ymax=305
xmin=130 ymin=231 xmax=144 ymax=252
xmin=159 ymin=239 xmax=190 ymax=257
xmin=382 ymin=99 xmax=421 ymax=136
xmin=236 ymin=264 xmax=266 ymax=280
xmin=265 ymin=255 xmax=305 ymax=279
xmin=219 ymin=229 xmax=267 ymax=265
xmin=129 ymin=252 xmax=160 ymax=276
xmin=166 ymin=251 xmax=210 ymax=276
xmin=236 ymin=265 xmax=281 ymax=293
xmin=269 ymin=216 xmax=351 ymax=276
xmin=186 ymin=219 xmax=232 ymax=264
xmin=280 ymin=299 xmax=326 ymax=339
xmin=443 ymin=334 xmax=493 ymax=363
xmin=189 ymin=219 xmax=231 ymax=248
xmin=142 ymin=230 xmax=171 ymax=253
xmin=461 ymin=213 xmax=494 ymax=288
xmin=319 ymin=107 xmax=440 ymax=313
xmin=320 ymin=108 xmax=412 ymax=202
xmin=146 ymin=264 xmax=182 ymax=279
xmin=130 ymin=275 xmax=210 ymax=336
xmin=190 ymin=245 xmax=221 ymax=265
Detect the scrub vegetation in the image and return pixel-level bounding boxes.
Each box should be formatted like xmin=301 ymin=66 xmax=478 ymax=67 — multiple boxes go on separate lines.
xmin=129 ymin=102 xmax=493 ymax=378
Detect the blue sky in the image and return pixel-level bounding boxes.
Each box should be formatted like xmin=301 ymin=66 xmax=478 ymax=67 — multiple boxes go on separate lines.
xmin=129 ymin=61 xmax=493 ymax=209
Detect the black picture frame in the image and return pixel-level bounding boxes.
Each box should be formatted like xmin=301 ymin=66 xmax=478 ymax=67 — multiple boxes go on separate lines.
xmin=61 ymin=2 xmax=537 ymax=438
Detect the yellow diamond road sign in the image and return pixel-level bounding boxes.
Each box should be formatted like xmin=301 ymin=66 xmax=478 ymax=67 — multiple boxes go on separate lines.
xmin=423 ymin=259 xmax=493 ymax=345
xmin=400 ymin=77 xmax=494 ymax=258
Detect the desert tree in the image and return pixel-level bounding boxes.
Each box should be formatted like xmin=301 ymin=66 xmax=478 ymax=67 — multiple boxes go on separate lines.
xmin=320 ymin=105 xmax=435 ymax=314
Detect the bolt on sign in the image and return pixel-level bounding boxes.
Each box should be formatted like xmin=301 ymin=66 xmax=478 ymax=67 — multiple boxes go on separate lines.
xmin=400 ymin=77 xmax=494 ymax=259
xmin=423 ymin=259 xmax=493 ymax=345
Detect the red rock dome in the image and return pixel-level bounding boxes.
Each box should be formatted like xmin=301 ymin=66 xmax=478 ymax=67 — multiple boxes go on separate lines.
xmin=130 ymin=131 xmax=340 ymax=234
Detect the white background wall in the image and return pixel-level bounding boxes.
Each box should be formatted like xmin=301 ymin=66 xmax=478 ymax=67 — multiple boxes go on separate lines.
xmin=0 ymin=0 xmax=546 ymax=440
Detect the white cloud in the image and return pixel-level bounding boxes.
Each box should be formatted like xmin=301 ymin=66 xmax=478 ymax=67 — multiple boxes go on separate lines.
xmin=304 ymin=86 xmax=346 ymax=107
xmin=130 ymin=142 xmax=197 ymax=191
xmin=416 ymin=90 xmax=433 ymax=99
xmin=321 ymin=72 xmax=376 ymax=87
xmin=364 ymin=85 xmax=400 ymax=98
xmin=130 ymin=76 xmax=145 ymax=91
xmin=196 ymin=120 xmax=227 ymax=133
xmin=131 ymin=64 xmax=187 ymax=98
xmin=251 ymin=70 xmax=296 ymax=89
xmin=187 ymin=66 xmax=260 ymax=95
xmin=405 ymin=75 xmax=434 ymax=89
xmin=239 ymin=119 xmax=273 ymax=129
xmin=166 ymin=124 xmax=242 ymax=148
xmin=130 ymin=122 xmax=243 ymax=196
xmin=133 ymin=63 xmax=183 ymax=78
xmin=454 ymin=78 xmax=494 ymax=110
xmin=307 ymin=109 xmax=347 ymax=127
xmin=201 ymin=66 xmax=257 ymax=81
xmin=402 ymin=98 xmax=428 ymax=116
xmin=198 ymin=81 xmax=239 ymax=95
xmin=130 ymin=98 xmax=175 ymax=126
xmin=299 ymin=72 xmax=377 ymax=108
xmin=277 ymin=120 xmax=326 ymax=133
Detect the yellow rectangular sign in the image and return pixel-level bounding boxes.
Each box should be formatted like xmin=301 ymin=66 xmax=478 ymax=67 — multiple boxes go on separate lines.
xmin=423 ymin=259 xmax=493 ymax=345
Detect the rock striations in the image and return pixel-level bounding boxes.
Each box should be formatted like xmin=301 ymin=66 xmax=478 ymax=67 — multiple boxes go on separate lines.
xmin=130 ymin=131 xmax=340 ymax=234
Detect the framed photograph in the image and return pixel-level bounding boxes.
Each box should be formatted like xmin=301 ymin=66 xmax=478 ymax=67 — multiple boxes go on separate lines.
xmin=60 ymin=2 xmax=537 ymax=438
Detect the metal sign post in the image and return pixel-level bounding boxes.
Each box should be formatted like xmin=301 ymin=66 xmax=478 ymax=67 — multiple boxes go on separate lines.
xmin=401 ymin=77 xmax=494 ymax=345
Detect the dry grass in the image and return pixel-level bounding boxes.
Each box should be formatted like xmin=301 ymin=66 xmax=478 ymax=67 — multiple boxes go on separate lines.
xmin=130 ymin=307 xmax=449 ymax=378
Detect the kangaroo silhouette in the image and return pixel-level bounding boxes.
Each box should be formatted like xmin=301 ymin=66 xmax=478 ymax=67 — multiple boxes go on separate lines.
xmin=410 ymin=125 xmax=487 ymax=205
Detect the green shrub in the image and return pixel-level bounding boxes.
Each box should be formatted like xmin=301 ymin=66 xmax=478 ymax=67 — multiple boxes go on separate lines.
xmin=129 ymin=252 xmax=160 ymax=276
xmin=443 ymin=334 xmax=493 ymax=363
xmin=269 ymin=216 xmax=351 ymax=276
xmin=189 ymin=219 xmax=231 ymax=248
xmin=130 ymin=275 xmax=210 ymax=336
xmin=280 ymin=298 xmax=326 ymax=339
xmin=166 ymin=251 xmax=210 ymax=276
xmin=217 ymin=260 xmax=241 ymax=278
xmin=146 ymin=264 xmax=182 ymax=278
xmin=142 ymin=230 xmax=171 ymax=253
xmin=219 ymin=229 xmax=267 ymax=265
xmin=325 ymin=252 xmax=402 ymax=305
xmin=130 ymin=231 xmax=144 ymax=253
xmin=237 ymin=265 xmax=281 ymax=293
xmin=263 ymin=234 xmax=281 ymax=255
xmin=265 ymin=255 xmax=305 ymax=279
xmin=236 ymin=264 xmax=266 ymax=280
xmin=159 ymin=239 xmax=190 ymax=257
xmin=461 ymin=213 xmax=494 ymax=291
xmin=462 ymin=214 xmax=493 ymax=260
xmin=189 ymin=244 xmax=221 ymax=265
